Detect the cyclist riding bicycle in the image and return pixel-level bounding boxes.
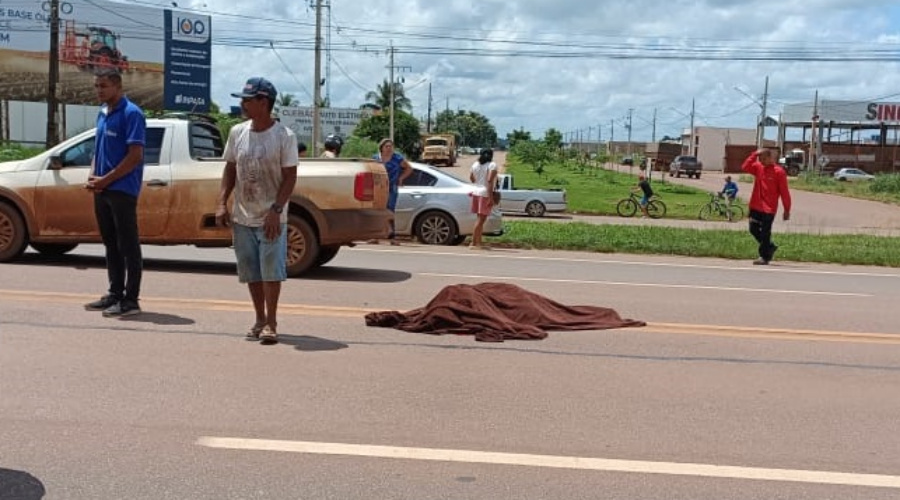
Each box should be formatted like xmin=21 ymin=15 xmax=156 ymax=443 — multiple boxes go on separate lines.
xmin=633 ymin=174 xmax=653 ymax=218
xmin=720 ymin=175 xmax=739 ymax=221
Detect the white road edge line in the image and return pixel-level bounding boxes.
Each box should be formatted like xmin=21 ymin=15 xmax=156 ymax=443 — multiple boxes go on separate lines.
xmin=196 ymin=437 xmax=900 ymax=489
xmin=354 ymin=247 xmax=900 ymax=279
xmin=419 ymin=273 xmax=871 ymax=297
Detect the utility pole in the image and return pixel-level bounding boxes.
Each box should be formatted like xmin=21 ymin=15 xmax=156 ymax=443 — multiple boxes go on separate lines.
xmin=45 ymin=0 xmax=60 ymax=148
xmin=312 ymin=0 xmax=323 ymax=156
xmin=426 ymin=82 xmax=433 ymax=133
xmin=626 ymin=108 xmax=633 ymax=157
xmin=386 ymin=42 xmax=411 ymax=143
xmin=388 ymin=42 xmax=395 ymax=142
xmin=689 ymin=98 xmax=696 ymax=156
xmin=325 ymin=0 xmax=332 ymax=104
xmin=651 ymin=108 xmax=657 ymax=143
xmin=810 ymin=90 xmax=819 ymax=173
xmin=610 ymin=119 xmax=614 ymax=147
xmin=757 ymin=75 xmax=769 ymax=149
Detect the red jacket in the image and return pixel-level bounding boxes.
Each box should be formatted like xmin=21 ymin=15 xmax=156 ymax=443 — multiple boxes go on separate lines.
xmin=741 ymin=152 xmax=791 ymax=215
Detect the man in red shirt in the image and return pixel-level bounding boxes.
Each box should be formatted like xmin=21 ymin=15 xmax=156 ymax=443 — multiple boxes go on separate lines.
xmin=741 ymin=149 xmax=792 ymax=265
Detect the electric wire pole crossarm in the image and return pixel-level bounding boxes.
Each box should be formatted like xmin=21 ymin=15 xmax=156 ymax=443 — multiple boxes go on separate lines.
xmin=387 ymin=42 xmax=411 ymax=143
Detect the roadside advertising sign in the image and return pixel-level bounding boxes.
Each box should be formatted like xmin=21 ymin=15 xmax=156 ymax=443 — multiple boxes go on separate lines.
xmin=278 ymin=106 xmax=375 ymax=142
xmin=0 ymin=0 xmax=211 ymax=111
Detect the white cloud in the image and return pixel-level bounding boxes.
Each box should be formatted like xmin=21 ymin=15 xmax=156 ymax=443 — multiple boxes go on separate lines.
xmin=185 ymin=0 xmax=900 ymax=140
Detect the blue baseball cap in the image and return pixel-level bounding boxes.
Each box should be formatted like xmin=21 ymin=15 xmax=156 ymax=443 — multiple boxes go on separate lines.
xmin=231 ymin=77 xmax=277 ymax=100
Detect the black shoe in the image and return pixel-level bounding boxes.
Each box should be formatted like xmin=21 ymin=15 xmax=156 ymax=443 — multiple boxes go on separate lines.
xmin=102 ymin=300 xmax=141 ymax=317
xmin=85 ymin=294 xmax=120 ymax=311
xmin=753 ymin=257 xmax=769 ymax=265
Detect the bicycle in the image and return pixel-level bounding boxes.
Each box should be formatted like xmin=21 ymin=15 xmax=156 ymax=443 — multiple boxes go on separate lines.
xmin=698 ymin=192 xmax=744 ymax=222
xmin=616 ymin=192 xmax=667 ymax=219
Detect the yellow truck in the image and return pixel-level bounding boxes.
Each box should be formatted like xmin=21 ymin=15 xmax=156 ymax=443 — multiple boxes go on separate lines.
xmin=420 ymin=134 xmax=457 ymax=167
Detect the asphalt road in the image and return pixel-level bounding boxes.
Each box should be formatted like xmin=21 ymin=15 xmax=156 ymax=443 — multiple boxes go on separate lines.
xmin=2 ymin=244 xmax=900 ymax=499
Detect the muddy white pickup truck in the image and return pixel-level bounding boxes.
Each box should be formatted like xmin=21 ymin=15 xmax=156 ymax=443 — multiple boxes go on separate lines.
xmin=0 ymin=116 xmax=392 ymax=275
xmin=496 ymin=173 xmax=566 ymax=217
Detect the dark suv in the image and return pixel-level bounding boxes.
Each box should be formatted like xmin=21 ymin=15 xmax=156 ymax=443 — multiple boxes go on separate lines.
xmin=669 ymin=155 xmax=703 ymax=179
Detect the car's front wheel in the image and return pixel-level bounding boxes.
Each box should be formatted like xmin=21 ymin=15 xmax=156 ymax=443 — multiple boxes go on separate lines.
xmin=286 ymin=214 xmax=320 ymax=277
xmin=415 ymin=211 xmax=458 ymax=245
xmin=0 ymin=202 xmax=28 ymax=262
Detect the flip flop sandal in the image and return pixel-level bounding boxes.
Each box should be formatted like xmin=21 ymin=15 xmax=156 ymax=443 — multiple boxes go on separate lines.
xmin=246 ymin=323 xmax=265 ymax=341
xmin=259 ymin=325 xmax=278 ymax=345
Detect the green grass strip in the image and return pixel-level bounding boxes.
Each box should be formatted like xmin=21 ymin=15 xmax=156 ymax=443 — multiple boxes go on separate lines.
xmin=492 ymin=221 xmax=900 ymax=267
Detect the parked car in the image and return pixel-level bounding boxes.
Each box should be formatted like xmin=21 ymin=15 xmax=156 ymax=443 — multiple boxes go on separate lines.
xmin=394 ymin=163 xmax=503 ymax=245
xmin=0 ymin=116 xmax=392 ymax=276
xmin=669 ymin=155 xmax=703 ymax=178
xmin=833 ymin=167 xmax=875 ymax=182
xmin=495 ymin=173 xmax=566 ymax=217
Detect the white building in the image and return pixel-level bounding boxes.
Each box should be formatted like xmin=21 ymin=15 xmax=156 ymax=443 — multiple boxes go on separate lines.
xmin=2 ymin=101 xmax=96 ymax=146
xmin=680 ymin=126 xmax=757 ymax=171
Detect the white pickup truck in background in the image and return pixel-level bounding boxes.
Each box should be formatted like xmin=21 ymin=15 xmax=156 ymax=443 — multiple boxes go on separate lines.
xmin=495 ymin=173 xmax=567 ymax=217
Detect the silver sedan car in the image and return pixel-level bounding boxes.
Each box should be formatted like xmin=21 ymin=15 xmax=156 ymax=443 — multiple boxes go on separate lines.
xmin=394 ymin=162 xmax=504 ymax=245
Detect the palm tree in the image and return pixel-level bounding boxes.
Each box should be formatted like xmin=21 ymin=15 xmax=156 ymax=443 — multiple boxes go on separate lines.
xmin=365 ymin=79 xmax=412 ymax=112
xmin=276 ymin=93 xmax=297 ymax=108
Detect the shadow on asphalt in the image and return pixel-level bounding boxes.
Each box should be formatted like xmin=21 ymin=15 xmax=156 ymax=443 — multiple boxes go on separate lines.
xmin=302 ymin=267 xmax=412 ymax=283
xmin=118 ymin=311 xmax=196 ymax=326
xmin=10 ymin=254 xmax=412 ymax=284
xmin=276 ymin=334 xmax=349 ymax=352
xmin=0 ymin=468 xmax=46 ymax=500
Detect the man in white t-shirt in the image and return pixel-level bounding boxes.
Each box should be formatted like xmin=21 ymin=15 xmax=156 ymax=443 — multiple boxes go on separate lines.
xmin=215 ymin=77 xmax=299 ymax=345
xmin=468 ymin=148 xmax=498 ymax=249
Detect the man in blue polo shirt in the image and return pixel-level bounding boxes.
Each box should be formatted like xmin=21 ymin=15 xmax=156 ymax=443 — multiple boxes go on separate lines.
xmin=83 ymin=71 xmax=147 ymax=317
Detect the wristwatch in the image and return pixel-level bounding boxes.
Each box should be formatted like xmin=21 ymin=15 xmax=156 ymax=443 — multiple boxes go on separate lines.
xmin=270 ymin=203 xmax=283 ymax=214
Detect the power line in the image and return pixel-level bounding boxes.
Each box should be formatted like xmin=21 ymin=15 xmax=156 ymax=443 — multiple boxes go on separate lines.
xmin=269 ymin=42 xmax=315 ymax=101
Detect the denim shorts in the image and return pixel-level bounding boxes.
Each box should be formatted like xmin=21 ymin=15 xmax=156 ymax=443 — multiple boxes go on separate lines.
xmin=232 ymin=223 xmax=288 ymax=283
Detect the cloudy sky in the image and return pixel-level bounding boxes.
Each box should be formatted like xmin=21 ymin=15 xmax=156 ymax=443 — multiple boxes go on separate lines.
xmin=124 ymin=0 xmax=900 ymax=142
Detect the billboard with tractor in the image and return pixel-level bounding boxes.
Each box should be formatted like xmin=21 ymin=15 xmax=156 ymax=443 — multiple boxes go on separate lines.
xmin=0 ymin=0 xmax=211 ymax=111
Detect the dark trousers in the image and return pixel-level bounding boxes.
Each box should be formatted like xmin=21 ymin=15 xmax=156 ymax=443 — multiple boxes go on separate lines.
xmin=94 ymin=190 xmax=142 ymax=301
xmin=748 ymin=210 xmax=776 ymax=261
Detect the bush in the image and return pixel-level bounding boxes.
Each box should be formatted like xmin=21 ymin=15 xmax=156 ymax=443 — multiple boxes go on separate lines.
xmin=0 ymin=144 xmax=43 ymax=162
xmin=869 ymin=173 xmax=900 ymax=195
xmin=341 ymin=135 xmax=379 ymax=159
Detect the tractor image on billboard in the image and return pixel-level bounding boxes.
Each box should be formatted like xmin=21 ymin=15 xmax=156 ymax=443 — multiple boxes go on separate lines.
xmin=60 ymin=20 xmax=130 ymax=73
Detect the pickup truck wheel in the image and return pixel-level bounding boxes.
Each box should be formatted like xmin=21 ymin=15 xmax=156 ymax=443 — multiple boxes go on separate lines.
xmin=315 ymin=245 xmax=340 ymax=266
xmin=525 ymin=200 xmax=546 ymax=217
xmin=0 ymin=202 xmax=28 ymax=262
xmin=415 ymin=211 xmax=457 ymax=246
xmin=30 ymin=243 xmax=78 ymax=256
xmin=286 ymin=215 xmax=320 ymax=277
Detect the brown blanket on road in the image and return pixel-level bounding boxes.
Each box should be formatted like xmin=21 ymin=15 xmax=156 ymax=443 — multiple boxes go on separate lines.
xmin=364 ymin=282 xmax=646 ymax=342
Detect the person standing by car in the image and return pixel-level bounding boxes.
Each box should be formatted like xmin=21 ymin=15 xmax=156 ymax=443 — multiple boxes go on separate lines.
xmin=742 ymin=149 xmax=792 ymax=265
xmin=373 ymin=138 xmax=412 ymax=245
xmin=83 ymin=70 xmax=147 ymax=317
xmin=468 ymin=148 xmax=498 ymax=249
xmin=215 ymin=77 xmax=299 ymax=344
xmin=720 ymin=175 xmax=739 ymax=222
